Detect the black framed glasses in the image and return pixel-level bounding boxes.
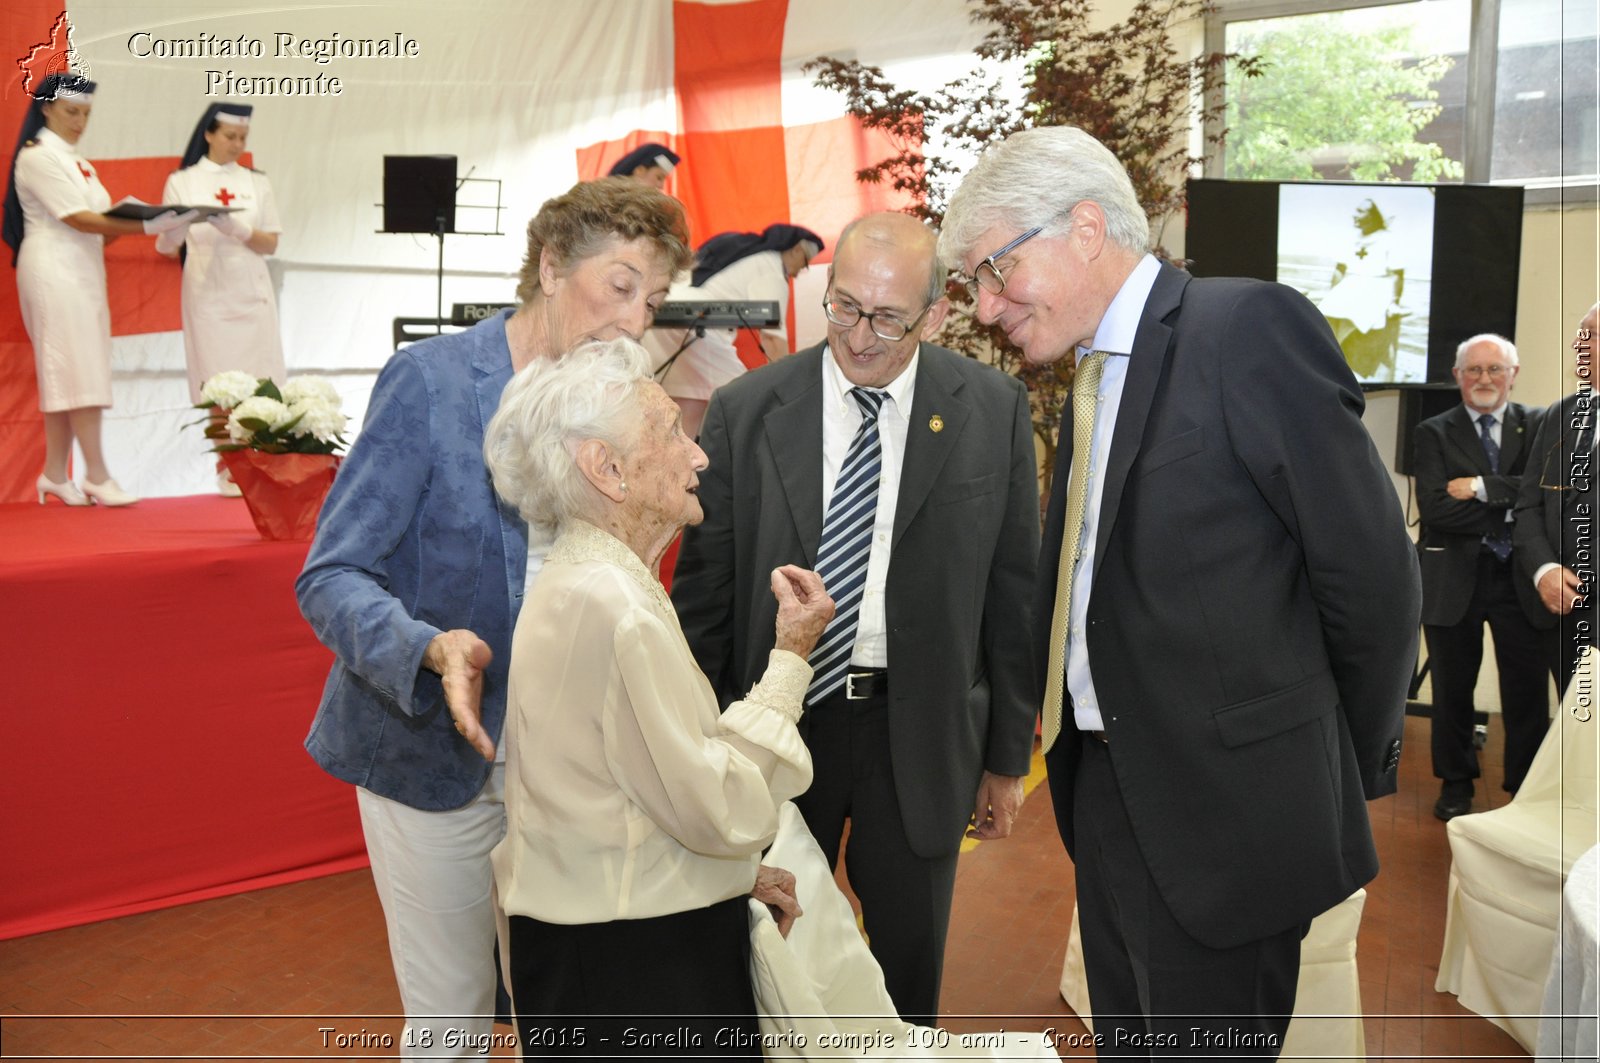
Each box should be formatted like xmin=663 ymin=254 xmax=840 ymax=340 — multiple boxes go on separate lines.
xmin=962 ymin=226 xmax=1042 ymax=299
xmin=822 ymin=294 xmax=930 ymax=341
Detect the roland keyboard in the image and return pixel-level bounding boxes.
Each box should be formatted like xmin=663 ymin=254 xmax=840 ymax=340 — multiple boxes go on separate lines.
xmin=651 ymin=301 xmax=781 ymax=330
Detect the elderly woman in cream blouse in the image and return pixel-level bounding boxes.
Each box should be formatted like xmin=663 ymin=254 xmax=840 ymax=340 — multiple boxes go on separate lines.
xmin=483 ymin=338 xmax=834 ymax=1056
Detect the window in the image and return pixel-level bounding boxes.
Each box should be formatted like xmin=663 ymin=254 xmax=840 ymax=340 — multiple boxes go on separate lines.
xmin=1207 ymin=0 xmax=1598 ymax=197
xmin=1491 ymin=0 xmax=1598 ymax=185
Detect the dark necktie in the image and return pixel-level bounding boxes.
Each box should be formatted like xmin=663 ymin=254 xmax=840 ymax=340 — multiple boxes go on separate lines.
xmin=1478 ymin=413 xmax=1511 ymax=562
xmin=807 ymin=387 xmax=887 ymax=703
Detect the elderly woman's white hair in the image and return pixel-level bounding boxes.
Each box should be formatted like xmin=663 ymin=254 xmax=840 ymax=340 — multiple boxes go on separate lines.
xmin=938 ymin=126 xmax=1150 ymax=271
xmin=484 ymin=338 xmax=652 ymax=532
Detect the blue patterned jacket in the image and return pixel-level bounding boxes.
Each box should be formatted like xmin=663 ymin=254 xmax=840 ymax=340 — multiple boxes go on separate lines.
xmin=298 ymin=311 xmax=528 ymax=810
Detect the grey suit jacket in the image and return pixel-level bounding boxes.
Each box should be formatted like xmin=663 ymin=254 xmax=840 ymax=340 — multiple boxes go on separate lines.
xmin=672 ymin=342 xmax=1040 ymax=858
xmin=1414 ymin=402 xmax=1544 ymax=627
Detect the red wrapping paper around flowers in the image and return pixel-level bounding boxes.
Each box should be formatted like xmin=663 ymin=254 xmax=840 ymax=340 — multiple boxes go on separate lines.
xmin=221 ymin=451 xmax=341 ymax=541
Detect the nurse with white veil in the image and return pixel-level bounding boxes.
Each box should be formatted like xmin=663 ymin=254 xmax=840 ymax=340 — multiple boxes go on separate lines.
xmin=156 ymin=102 xmax=285 ymax=494
xmin=3 ymin=74 xmax=188 ymax=507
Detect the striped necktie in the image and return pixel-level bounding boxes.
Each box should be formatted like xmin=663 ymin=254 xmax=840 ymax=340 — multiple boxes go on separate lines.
xmin=1041 ymin=350 xmax=1109 ymax=753
xmin=807 ymin=387 xmax=888 ymax=703
xmin=1478 ymin=413 xmax=1511 ymax=562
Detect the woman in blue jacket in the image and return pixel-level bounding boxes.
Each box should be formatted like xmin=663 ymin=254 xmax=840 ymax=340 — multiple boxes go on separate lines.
xmin=296 ymin=177 xmax=689 ymax=1059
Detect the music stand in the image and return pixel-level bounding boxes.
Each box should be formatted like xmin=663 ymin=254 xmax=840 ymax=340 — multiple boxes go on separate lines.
xmin=380 ymin=155 xmax=505 ymax=335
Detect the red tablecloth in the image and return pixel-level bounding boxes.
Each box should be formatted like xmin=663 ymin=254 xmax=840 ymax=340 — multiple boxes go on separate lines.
xmin=0 ymin=497 xmax=365 ymax=940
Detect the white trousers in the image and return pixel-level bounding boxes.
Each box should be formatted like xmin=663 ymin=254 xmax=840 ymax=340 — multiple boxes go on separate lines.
xmin=357 ymin=765 xmax=506 ymax=1059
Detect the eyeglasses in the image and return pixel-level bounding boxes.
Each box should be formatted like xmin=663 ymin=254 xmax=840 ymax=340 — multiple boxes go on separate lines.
xmin=1460 ymin=364 xmax=1512 ymax=379
xmin=962 ymin=227 xmax=1042 ymax=299
xmin=822 ymin=294 xmax=930 ymax=342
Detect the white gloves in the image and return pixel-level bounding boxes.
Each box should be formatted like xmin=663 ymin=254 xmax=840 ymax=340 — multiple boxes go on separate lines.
xmin=143 ymin=208 xmax=199 ymax=236
xmin=207 ymin=211 xmax=254 ymax=242
xmin=153 ymin=210 xmax=202 ymax=254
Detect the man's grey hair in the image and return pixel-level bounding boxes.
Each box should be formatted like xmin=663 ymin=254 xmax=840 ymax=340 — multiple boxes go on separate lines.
xmin=1454 ymin=333 xmax=1518 ymax=370
xmin=938 ymin=126 xmax=1150 ymax=271
xmin=484 ymin=338 xmax=651 ymax=533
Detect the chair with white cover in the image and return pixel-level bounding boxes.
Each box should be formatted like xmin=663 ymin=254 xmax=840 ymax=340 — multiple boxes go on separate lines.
xmin=1436 ymin=644 xmax=1600 ymax=1051
xmin=1059 ymin=889 xmax=1368 ymax=1062
xmin=749 ymin=802 xmax=1060 ymax=1060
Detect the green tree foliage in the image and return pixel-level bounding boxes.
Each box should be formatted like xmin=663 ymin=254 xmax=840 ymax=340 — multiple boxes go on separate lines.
xmin=1225 ymin=14 xmax=1464 ymax=182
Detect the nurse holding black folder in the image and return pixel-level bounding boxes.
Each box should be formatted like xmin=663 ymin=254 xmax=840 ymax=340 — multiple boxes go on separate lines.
xmin=157 ymin=103 xmax=285 ymax=494
xmin=3 ymin=74 xmax=188 ymax=507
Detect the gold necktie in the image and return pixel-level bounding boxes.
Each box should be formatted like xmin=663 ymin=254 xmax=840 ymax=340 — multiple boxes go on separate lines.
xmin=1041 ymin=350 xmax=1108 ymax=753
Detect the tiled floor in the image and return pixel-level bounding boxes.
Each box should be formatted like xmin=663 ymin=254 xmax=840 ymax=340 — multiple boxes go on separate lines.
xmin=1 ymin=714 xmax=1529 ymax=1060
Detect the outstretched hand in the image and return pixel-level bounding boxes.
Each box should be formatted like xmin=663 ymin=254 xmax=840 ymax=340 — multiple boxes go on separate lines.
xmin=771 ymin=566 xmax=834 ymax=660
xmin=425 ymin=629 xmax=495 ymax=761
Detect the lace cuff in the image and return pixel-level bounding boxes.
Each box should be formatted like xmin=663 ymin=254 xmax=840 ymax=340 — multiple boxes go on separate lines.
xmin=745 ymin=650 xmax=812 ymax=724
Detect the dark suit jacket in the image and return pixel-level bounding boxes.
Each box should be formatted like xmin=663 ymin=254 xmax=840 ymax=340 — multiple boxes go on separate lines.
xmin=1414 ymin=402 xmax=1544 ymax=627
xmin=1514 ymin=390 xmax=1598 ymax=627
xmin=672 ymin=342 xmax=1041 ymax=858
xmin=1037 ymin=263 xmax=1420 ymax=950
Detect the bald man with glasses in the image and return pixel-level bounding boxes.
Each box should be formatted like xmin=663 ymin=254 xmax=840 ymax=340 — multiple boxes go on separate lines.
xmin=671 ymin=211 xmax=1040 ymax=1024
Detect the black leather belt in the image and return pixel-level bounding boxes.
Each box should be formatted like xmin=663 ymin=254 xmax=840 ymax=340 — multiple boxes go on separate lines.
xmin=844 ymin=669 xmax=888 ymax=700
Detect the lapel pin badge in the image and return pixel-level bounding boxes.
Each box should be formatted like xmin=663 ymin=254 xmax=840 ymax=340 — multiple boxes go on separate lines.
xmin=929 ymin=414 xmax=944 ymax=433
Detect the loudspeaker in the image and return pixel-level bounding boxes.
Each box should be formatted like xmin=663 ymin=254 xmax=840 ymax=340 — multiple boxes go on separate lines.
xmin=1394 ymin=386 xmax=1462 ymax=475
xmin=383 ymin=155 xmax=457 ymax=234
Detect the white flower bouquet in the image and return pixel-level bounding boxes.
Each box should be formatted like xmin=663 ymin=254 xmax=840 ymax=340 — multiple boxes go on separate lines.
xmin=195 ymin=371 xmax=348 ymax=456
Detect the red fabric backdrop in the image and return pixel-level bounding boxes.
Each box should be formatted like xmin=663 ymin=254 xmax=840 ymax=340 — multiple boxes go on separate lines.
xmin=0 ymin=498 xmax=365 ymax=940
xmin=0 ymin=0 xmax=59 ymax=505
xmin=2 ymin=2 xmax=190 ymax=501
xmin=1 ymin=0 xmax=913 ymax=504
xmin=0 ymin=0 xmax=923 ymax=937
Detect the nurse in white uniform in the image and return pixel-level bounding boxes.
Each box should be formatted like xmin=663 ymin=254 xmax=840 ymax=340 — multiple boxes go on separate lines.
xmin=2 ymin=75 xmax=187 ymax=507
xmin=156 ymin=103 xmax=285 ymax=494
xmin=649 ymin=223 xmax=822 ymax=438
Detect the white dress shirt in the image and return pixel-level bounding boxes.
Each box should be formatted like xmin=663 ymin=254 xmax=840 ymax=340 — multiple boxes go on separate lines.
xmin=1069 ymin=254 xmax=1161 ymax=733
xmin=820 ymin=346 xmax=919 ymax=668
xmin=493 ymin=521 xmax=813 ymax=924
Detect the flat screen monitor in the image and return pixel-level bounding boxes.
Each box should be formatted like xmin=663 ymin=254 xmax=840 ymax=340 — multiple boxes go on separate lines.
xmin=1185 ymin=179 xmax=1523 ymax=387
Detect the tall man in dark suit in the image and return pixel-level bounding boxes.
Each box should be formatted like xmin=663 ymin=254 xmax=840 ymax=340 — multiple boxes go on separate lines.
xmin=672 ymin=212 xmax=1040 ymax=1024
xmin=939 ymin=127 xmax=1420 ymax=1056
xmin=1415 ymin=334 xmax=1550 ymax=819
xmin=1515 ymin=302 xmax=1598 ymax=691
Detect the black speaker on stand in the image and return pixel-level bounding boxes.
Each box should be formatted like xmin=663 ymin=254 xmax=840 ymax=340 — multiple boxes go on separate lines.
xmin=382 ymin=155 xmax=458 ymax=335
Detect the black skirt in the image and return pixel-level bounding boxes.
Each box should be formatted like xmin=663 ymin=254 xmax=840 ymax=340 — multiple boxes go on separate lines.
xmin=508 ymin=893 xmax=761 ymax=1061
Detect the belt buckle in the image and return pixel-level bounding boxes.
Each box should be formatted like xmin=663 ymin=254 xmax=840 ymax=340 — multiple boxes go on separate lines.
xmin=846 ymin=672 xmax=870 ymax=700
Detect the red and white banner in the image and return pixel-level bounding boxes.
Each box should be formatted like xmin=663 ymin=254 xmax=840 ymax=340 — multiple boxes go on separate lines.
xmin=0 ymin=1 xmax=985 ymax=501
